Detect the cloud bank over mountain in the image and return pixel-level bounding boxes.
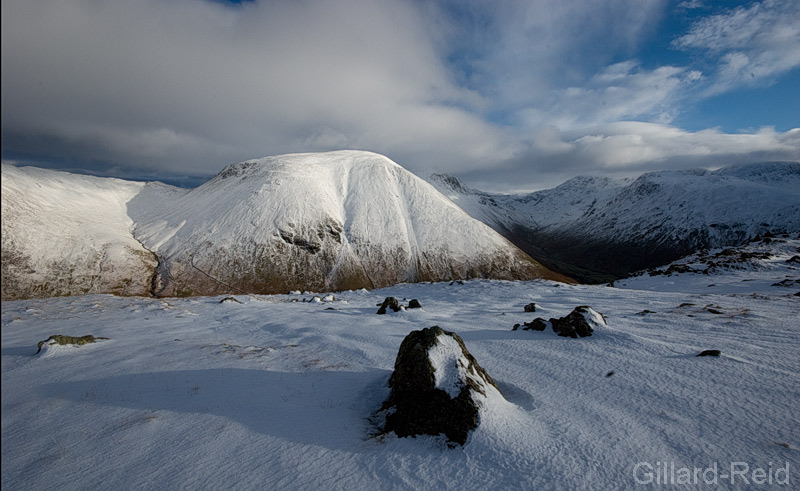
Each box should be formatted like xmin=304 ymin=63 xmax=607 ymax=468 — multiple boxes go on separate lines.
xmin=2 ymin=0 xmax=798 ymax=190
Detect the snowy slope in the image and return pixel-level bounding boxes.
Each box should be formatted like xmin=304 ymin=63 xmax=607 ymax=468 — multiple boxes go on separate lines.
xmin=3 ymin=262 xmax=798 ymax=489
xmin=430 ymin=162 xmax=800 ymax=282
xmin=0 ymin=164 xmax=164 ymax=300
xmin=134 ymin=151 xmax=562 ymax=296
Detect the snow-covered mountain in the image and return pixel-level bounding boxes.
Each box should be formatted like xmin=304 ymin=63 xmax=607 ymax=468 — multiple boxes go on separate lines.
xmin=430 ymin=162 xmax=800 ymax=283
xmin=133 ymin=151 xmax=564 ymax=296
xmin=1 ymin=164 xmax=159 ymax=299
xmin=1 ymin=151 xmax=562 ymax=300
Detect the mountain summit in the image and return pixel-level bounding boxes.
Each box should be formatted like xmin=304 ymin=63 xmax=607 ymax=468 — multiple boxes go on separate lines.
xmin=134 ymin=151 xmax=564 ymax=296
xmin=2 ymin=151 xmax=564 ymax=300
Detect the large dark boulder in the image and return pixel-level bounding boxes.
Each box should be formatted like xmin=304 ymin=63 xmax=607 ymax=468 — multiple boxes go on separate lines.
xmin=381 ymin=326 xmax=502 ymax=446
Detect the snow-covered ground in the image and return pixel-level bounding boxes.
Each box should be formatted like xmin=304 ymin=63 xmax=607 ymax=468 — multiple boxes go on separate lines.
xmin=617 ymin=235 xmax=800 ymax=294
xmin=3 ymin=245 xmax=799 ymax=489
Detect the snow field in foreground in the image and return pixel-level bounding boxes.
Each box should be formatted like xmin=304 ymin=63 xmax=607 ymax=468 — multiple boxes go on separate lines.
xmin=2 ymin=279 xmax=799 ymax=490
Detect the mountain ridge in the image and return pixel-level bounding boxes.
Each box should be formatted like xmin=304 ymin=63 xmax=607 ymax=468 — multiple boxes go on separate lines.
xmin=429 ymin=161 xmax=800 ymax=282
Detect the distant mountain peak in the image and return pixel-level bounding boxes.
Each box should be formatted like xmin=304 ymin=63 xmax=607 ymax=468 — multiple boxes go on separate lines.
xmin=429 ymin=173 xmax=473 ymax=194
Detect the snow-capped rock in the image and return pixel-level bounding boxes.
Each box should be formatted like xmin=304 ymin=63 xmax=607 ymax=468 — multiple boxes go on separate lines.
xmin=550 ymin=306 xmax=606 ymax=338
xmin=515 ymin=306 xmax=606 ymax=337
xmin=380 ymin=325 xmax=503 ymax=445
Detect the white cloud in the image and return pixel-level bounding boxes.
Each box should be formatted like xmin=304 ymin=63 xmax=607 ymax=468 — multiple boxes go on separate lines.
xmin=463 ymin=124 xmax=800 ymax=192
xmin=439 ymin=0 xmax=669 ymax=114
xmin=677 ymin=0 xmax=705 ymax=10
xmin=673 ymin=0 xmax=800 ymax=94
xmin=568 ymin=123 xmax=799 ymax=167
xmin=535 ymin=62 xmax=698 ymax=128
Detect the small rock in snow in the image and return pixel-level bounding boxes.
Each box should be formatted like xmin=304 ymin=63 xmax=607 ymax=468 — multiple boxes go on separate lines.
xmin=522 ymin=318 xmax=549 ymax=331
xmin=377 ymin=297 xmax=402 ymax=314
xmin=36 ymin=334 xmax=108 ymax=354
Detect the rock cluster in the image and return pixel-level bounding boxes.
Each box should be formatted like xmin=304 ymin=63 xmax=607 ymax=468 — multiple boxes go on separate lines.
xmin=513 ymin=306 xmax=606 ymax=338
xmin=376 ymin=297 xmax=422 ymax=314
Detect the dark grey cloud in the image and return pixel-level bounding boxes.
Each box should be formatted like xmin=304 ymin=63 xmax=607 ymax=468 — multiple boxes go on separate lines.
xmin=2 ymin=0 xmax=505 ymax=177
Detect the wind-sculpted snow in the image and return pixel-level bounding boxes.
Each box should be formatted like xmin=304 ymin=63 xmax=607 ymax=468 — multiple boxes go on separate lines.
xmin=2 ymin=152 xmax=561 ymax=300
xmin=430 ymin=162 xmax=800 ymax=282
xmin=3 ymin=268 xmax=798 ymax=489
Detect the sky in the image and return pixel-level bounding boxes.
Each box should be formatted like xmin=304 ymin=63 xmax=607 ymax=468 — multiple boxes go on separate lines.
xmin=2 ymin=0 xmax=799 ymax=191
